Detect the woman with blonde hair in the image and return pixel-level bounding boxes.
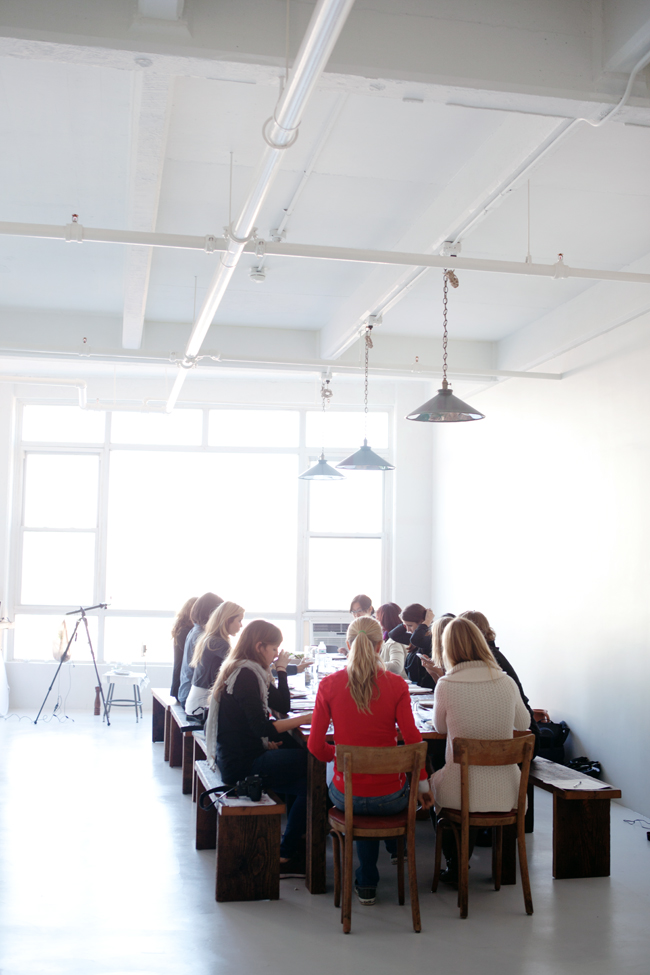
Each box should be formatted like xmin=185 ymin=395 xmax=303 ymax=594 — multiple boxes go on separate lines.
xmin=206 ymin=620 xmax=313 ymax=875
xmin=309 ymin=615 xmax=432 ymax=906
xmin=458 ymin=610 xmax=536 ymax=739
xmin=184 ymin=601 xmax=244 ymax=717
xmin=431 ymin=616 xmax=530 ymax=883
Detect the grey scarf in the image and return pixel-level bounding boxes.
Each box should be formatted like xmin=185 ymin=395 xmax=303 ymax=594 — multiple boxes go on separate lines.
xmin=205 ymin=659 xmax=272 ymax=770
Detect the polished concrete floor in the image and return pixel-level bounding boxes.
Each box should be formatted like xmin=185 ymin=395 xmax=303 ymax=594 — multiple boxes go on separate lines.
xmin=1 ymin=712 xmax=649 ymax=975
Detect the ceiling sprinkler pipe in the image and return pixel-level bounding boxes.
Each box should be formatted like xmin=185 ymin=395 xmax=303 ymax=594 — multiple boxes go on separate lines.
xmin=165 ymin=0 xmax=355 ymax=411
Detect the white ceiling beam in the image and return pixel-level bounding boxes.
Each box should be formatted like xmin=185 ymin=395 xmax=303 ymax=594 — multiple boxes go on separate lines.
xmin=122 ymin=72 xmax=173 ymax=350
xmin=497 ymin=252 xmax=650 ymax=372
xmin=1 ymin=2 xmax=649 ymax=121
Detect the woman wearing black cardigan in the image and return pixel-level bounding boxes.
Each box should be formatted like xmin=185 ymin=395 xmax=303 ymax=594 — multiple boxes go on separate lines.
xmin=206 ymin=620 xmax=313 ymax=874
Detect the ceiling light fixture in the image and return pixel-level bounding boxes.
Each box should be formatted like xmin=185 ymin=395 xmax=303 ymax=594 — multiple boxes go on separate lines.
xmin=298 ymin=378 xmax=345 ymax=480
xmin=406 ymin=269 xmax=485 ymax=422
xmin=337 ymin=326 xmax=395 ymax=471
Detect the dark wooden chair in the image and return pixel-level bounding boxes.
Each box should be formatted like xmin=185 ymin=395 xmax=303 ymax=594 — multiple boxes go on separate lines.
xmin=432 ymin=734 xmax=535 ymax=918
xmin=328 ymin=741 xmax=427 ymax=934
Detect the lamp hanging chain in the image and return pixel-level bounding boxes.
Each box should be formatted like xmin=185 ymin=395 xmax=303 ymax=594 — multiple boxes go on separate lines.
xmin=364 ymin=326 xmax=373 ymax=439
xmin=441 ymin=269 xmax=458 ymax=390
xmin=442 ymin=271 xmax=449 ymax=389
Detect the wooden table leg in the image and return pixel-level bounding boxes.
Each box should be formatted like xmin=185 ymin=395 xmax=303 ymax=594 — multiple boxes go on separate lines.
xmin=525 ymin=782 xmax=534 ymax=834
xmin=306 ymin=752 xmax=328 ymax=894
xmin=553 ymin=796 xmax=611 ymax=878
xmin=501 ymin=823 xmax=517 ymax=885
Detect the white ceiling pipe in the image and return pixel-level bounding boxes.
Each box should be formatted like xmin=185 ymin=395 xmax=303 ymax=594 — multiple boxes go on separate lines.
xmin=1 ymin=220 xmax=648 ymax=286
xmin=0 ymin=376 xmax=87 ymax=407
xmin=165 ymin=0 xmax=356 ymax=412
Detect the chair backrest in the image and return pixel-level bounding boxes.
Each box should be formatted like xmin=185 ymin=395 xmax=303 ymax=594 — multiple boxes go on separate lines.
xmin=335 ymin=742 xmax=427 ymax=836
xmin=452 ymin=735 xmax=535 ymax=826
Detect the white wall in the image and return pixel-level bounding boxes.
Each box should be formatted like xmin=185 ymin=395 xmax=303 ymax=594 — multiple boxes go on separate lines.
xmin=430 ymin=323 xmax=650 ymax=816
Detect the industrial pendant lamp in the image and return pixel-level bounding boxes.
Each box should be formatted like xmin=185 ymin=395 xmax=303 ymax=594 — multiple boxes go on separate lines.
xmin=298 ymin=378 xmax=345 ymax=480
xmin=337 ymin=326 xmax=395 ymax=471
xmin=406 ymin=269 xmax=485 ymax=423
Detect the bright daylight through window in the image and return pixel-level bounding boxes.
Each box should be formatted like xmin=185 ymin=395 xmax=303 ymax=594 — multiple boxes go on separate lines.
xmin=11 ymin=405 xmax=390 ymax=664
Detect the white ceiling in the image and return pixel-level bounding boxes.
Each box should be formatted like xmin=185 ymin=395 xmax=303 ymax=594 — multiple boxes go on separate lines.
xmin=0 ymin=0 xmax=648 ymax=385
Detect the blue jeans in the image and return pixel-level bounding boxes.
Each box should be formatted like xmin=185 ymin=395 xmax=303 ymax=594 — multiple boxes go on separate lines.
xmin=329 ymin=782 xmax=409 ymax=888
xmin=250 ymin=748 xmax=308 ymax=858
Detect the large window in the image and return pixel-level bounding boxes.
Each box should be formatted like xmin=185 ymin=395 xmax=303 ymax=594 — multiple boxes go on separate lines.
xmin=9 ymin=404 xmax=391 ymax=663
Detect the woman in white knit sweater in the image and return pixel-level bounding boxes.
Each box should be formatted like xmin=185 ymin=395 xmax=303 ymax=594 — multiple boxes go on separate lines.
xmin=431 ymin=617 xmax=530 ymax=814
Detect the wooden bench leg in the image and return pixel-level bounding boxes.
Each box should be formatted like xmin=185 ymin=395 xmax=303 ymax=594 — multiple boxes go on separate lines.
xmin=181 ymin=733 xmax=194 ymax=794
xmin=553 ymin=796 xmax=611 ymax=878
xmin=216 ymin=812 xmax=282 ymax=901
xmin=196 ymin=792 xmax=217 ymax=850
xmin=152 ymin=697 xmax=166 ymax=743
xmin=163 ymin=709 xmax=171 ymax=762
xmin=306 ymin=752 xmax=328 ymax=894
xmin=169 ymin=721 xmax=183 ymax=768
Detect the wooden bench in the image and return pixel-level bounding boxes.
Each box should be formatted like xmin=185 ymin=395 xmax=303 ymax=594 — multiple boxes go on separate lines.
xmin=194 ymin=759 xmax=286 ymax=902
xmin=151 ymin=689 xmax=174 ymax=760
xmin=168 ymin=703 xmax=201 ymax=794
xmin=528 ymin=757 xmax=621 ymax=879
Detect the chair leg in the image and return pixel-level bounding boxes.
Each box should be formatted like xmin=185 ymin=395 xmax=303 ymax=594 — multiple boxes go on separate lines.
xmin=396 ymin=835 xmax=405 ymax=905
xmin=432 ymin=817 xmax=444 ymax=892
xmin=331 ymin=831 xmax=341 ymax=909
xmin=406 ymin=829 xmax=421 ymax=933
xmin=517 ymin=820 xmax=534 ymax=915
xmin=459 ymin=822 xmax=469 ymax=919
xmin=342 ymin=831 xmax=354 ymax=934
xmin=493 ymin=825 xmax=503 ymax=890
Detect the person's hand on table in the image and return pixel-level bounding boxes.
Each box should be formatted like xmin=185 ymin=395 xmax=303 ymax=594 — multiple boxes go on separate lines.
xmin=419 ymin=789 xmax=434 ymax=810
xmin=424 ymin=608 xmax=434 ymax=627
xmin=420 ymin=656 xmax=444 ymax=681
xmin=267 ymin=741 xmax=283 ymax=750
xmin=298 ymin=711 xmax=314 ymax=724
xmin=275 ymin=649 xmax=291 ymax=672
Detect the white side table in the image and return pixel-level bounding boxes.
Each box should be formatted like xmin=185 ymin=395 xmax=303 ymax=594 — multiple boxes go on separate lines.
xmin=103 ymin=671 xmax=150 ymax=722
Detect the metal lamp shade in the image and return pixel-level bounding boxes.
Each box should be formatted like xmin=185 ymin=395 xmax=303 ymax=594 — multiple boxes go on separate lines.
xmin=298 ymin=453 xmax=345 ymax=480
xmin=406 ymin=386 xmax=485 ymax=422
xmin=336 ymin=439 xmax=395 ymax=471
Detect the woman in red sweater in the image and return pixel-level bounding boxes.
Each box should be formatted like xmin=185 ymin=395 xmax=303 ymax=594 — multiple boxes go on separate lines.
xmin=308 ymin=615 xmax=432 ymax=905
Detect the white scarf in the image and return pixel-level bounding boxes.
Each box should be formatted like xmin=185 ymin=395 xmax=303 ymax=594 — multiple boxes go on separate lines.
xmin=205 ymin=659 xmax=272 ymax=771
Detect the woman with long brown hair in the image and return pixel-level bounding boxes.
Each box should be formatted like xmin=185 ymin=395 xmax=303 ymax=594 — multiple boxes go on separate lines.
xmin=177 ymin=592 xmax=223 ymax=706
xmin=309 ymin=615 xmax=432 ymax=905
xmin=206 ymin=620 xmax=312 ymax=874
xmin=170 ymin=596 xmax=196 ymax=699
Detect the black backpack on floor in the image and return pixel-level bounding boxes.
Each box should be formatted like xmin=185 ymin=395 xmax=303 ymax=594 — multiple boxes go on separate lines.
xmin=537 ymin=719 xmax=570 ymax=764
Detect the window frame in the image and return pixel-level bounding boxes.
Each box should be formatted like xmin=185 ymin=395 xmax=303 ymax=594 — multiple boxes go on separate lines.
xmin=7 ymin=401 xmax=393 ymax=663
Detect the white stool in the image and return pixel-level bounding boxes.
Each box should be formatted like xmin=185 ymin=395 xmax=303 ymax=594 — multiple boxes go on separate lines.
xmin=103 ymin=671 xmax=149 ymax=722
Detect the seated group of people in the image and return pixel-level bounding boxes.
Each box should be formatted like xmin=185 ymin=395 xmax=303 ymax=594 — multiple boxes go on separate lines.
xmin=169 ymin=592 xmax=535 ymax=899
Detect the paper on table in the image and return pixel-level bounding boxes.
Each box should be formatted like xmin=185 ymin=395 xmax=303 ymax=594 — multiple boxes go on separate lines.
xmin=544 ymin=776 xmax=612 ymax=791
xmin=220 ymin=792 xmax=277 ymax=807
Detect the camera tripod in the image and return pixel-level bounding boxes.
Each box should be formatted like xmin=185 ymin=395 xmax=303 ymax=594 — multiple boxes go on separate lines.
xmin=34 ymin=603 xmax=110 ymax=726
